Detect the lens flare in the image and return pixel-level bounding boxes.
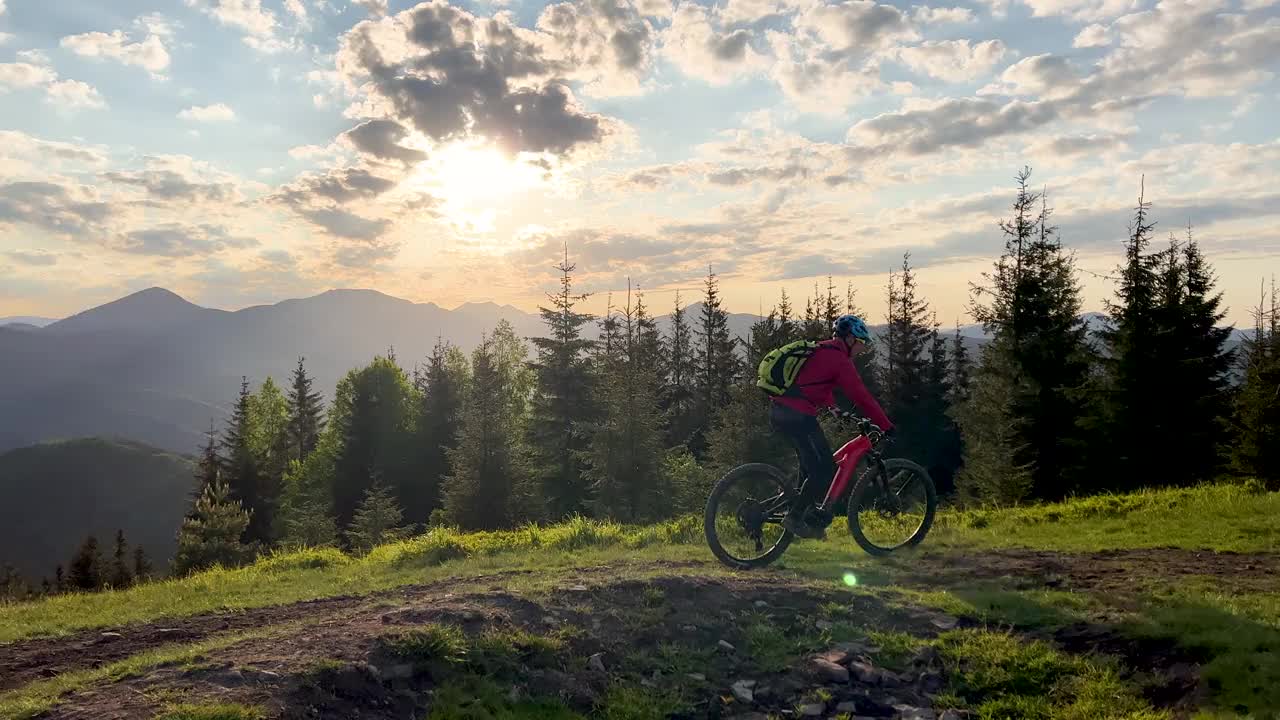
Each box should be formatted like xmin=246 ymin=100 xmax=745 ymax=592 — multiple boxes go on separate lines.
xmin=842 ymin=572 xmax=858 ymax=587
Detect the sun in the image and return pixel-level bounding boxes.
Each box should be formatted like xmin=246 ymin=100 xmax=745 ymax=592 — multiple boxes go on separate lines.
xmin=415 ymin=140 xmax=548 ymax=214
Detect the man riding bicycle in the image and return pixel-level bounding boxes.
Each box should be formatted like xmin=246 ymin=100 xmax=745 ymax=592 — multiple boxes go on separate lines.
xmin=769 ymin=314 xmax=894 ymax=540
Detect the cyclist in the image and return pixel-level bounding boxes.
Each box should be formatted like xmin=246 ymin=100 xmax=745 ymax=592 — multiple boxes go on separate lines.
xmin=770 ymin=314 xmax=894 ymax=539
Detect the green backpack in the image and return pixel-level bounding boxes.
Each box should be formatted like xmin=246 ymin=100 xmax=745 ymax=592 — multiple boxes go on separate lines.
xmin=755 ymin=340 xmax=837 ymax=397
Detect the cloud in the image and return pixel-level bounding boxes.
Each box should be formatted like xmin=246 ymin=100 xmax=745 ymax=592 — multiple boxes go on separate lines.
xmin=301 ymin=207 xmax=393 ymax=240
xmin=661 ymin=3 xmax=770 ymax=85
xmin=847 ymin=96 xmax=1060 ymax=155
xmin=655 ymin=2 xmax=762 ymax=84
xmin=0 ymin=180 xmax=113 ymax=238
xmin=1072 ymin=23 xmax=1110 ymax=47
xmin=116 ymin=223 xmax=259 ymax=257
xmin=60 ymin=27 xmax=171 ymax=74
xmin=892 ymin=39 xmax=1008 ymax=82
xmin=913 ymin=6 xmax=976 ymax=24
xmin=5 ymin=250 xmax=58 ymax=266
xmin=269 ymin=166 xmax=400 ymax=241
xmin=1027 ymin=132 xmax=1130 ymax=157
xmin=102 ymin=168 xmax=240 ymax=203
xmin=794 ymin=0 xmax=916 ymax=54
xmin=536 ymin=0 xmax=657 ymax=96
xmin=342 ymin=119 xmax=428 ymax=164
xmin=46 ymin=80 xmax=107 ymax=109
xmin=0 ymin=131 xmax=109 ymax=169
xmin=184 ymin=0 xmax=293 ymax=52
xmin=0 ymin=62 xmax=57 ymax=89
xmin=1019 ymin=0 xmax=1141 ymax=23
xmin=336 ymin=1 xmax=609 ymax=158
xmin=273 ymin=167 xmax=397 ymax=206
xmin=0 ymin=33 xmax=14 ymax=46
xmin=353 ymin=0 xmax=390 ymax=15
xmin=178 ymin=103 xmax=237 ymax=122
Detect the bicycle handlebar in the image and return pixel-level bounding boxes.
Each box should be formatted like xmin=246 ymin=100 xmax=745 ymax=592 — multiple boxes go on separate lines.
xmin=827 ymin=409 xmax=890 ymax=445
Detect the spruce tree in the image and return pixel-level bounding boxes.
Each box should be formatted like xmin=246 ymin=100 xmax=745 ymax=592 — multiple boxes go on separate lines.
xmin=132 ymin=545 xmax=152 ymax=582
xmin=441 ymin=337 xmax=522 ymax=530
xmin=250 ymin=377 xmax=290 ymax=545
xmin=277 ymin=435 xmax=340 ymax=547
xmin=528 ymin=249 xmax=597 ymax=519
xmin=693 ymin=268 xmax=739 ymax=455
xmin=1232 ymin=281 xmax=1280 ymax=485
xmin=583 ymin=285 xmax=668 ymax=521
xmin=1101 ymin=181 xmax=1183 ymax=491
xmin=406 ymin=340 xmax=466 ymax=526
xmin=960 ymin=169 xmax=1093 ymax=500
xmin=68 ymin=535 xmax=103 ymax=591
xmin=950 ymin=325 xmax=973 ymax=406
xmin=54 ymin=565 xmax=64 ymax=594
xmin=221 ymin=378 xmax=270 ymax=543
xmin=330 ymin=356 xmax=415 ymax=532
xmin=846 ymin=281 xmax=881 ymax=396
xmin=346 ymin=482 xmax=409 ymax=552
xmin=953 ymin=344 xmax=1035 ymax=504
xmin=707 ymin=300 xmax=793 ymax=475
xmin=287 ymin=357 xmax=326 ymax=460
xmin=662 ymin=293 xmax=698 ymax=450
xmin=192 ymin=423 xmax=221 ymax=505
xmin=109 ymin=529 xmax=132 ymax=589
xmin=1172 ymin=233 xmax=1236 ymax=482
xmin=174 ymin=480 xmax=254 ymax=575
xmin=881 ymin=255 xmax=934 ymax=446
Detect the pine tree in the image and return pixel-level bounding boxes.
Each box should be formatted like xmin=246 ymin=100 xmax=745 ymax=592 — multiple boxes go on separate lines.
xmin=173 ymin=480 xmax=254 ymax=575
xmin=68 ymin=535 xmax=103 ymax=591
xmin=287 ymin=357 xmax=326 ymax=460
xmin=693 ymin=268 xmax=739 ymax=455
xmin=250 ymin=377 xmax=289 ymax=545
xmin=1232 ymin=281 xmax=1280 ymax=485
xmin=961 ymin=169 xmax=1094 ymax=500
xmin=663 ymin=293 xmax=698 ymax=450
xmin=846 ymin=282 xmax=881 ymax=396
xmin=528 ymin=249 xmax=597 ymax=520
xmin=1171 ymin=232 xmax=1236 ymax=482
xmin=346 ymin=482 xmax=409 ymax=552
xmin=950 ymin=325 xmax=973 ymax=406
xmin=1100 ymin=180 xmax=1183 ymax=491
xmin=329 ymin=356 xmax=415 ymax=533
xmin=192 ymin=423 xmax=221 ymax=504
xmin=132 ymin=545 xmax=152 ymax=582
xmin=881 ymin=255 xmax=934 ymax=443
xmin=109 ymin=529 xmax=132 ymax=589
xmin=441 ymin=336 xmax=523 ymax=530
xmin=406 ymin=340 xmax=467 ymax=526
xmin=221 ymin=378 xmax=270 ymax=544
xmin=276 ymin=437 xmax=340 ymax=547
xmin=583 ymin=284 xmax=668 ymax=521
xmin=54 ymin=565 xmax=64 ymax=594
xmin=924 ymin=323 xmax=961 ymax=492
xmin=953 ymin=345 xmax=1034 ymax=505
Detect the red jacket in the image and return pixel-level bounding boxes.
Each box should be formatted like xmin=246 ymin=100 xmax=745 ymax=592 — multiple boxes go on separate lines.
xmin=771 ymin=339 xmax=894 ymax=430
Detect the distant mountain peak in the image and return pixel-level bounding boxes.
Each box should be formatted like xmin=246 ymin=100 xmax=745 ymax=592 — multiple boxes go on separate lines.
xmin=46 ymin=286 xmax=216 ymax=335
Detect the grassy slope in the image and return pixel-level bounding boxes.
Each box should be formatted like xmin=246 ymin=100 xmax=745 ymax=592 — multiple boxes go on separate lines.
xmin=2 ymin=483 xmax=1278 ymax=718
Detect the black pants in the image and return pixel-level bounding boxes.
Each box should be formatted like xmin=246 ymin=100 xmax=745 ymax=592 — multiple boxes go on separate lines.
xmin=769 ymin=403 xmax=836 ymax=511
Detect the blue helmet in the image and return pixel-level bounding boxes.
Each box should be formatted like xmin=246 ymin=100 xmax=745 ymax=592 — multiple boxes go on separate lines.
xmin=833 ymin=314 xmax=871 ymax=343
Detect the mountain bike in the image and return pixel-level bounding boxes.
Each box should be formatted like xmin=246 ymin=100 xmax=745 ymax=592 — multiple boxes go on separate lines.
xmin=703 ymin=410 xmax=937 ymax=569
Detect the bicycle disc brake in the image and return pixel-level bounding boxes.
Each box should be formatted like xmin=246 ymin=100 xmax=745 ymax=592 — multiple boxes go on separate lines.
xmin=735 ymin=500 xmax=767 ymax=551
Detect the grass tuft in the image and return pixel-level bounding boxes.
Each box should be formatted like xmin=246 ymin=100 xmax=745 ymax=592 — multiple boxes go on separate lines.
xmin=155 ymin=703 xmax=266 ymax=720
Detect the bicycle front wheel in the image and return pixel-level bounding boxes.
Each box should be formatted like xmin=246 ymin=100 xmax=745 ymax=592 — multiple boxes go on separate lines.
xmin=704 ymin=463 xmax=795 ymax=569
xmin=847 ymin=458 xmax=936 ymax=556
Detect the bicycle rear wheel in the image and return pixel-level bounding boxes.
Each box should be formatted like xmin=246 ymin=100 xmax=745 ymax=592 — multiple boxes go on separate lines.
xmin=847 ymin=458 xmax=936 ymax=556
xmin=704 ymin=463 xmax=795 ymax=569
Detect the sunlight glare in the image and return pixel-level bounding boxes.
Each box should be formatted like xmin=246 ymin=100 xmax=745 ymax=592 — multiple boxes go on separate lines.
xmin=421 ymin=141 xmax=547 ymax=213
xmin=842 ymin=572 xmax=858 ymax=587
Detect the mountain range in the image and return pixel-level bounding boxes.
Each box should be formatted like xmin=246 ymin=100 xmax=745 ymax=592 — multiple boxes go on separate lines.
xmin=0 ymin=287 xmax=769 ymax=454
xmin=0 ymin=287 xmax=1244 ymax=455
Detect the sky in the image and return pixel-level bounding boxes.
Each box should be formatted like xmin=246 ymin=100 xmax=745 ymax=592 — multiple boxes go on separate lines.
xmin=0 ymin=0 xmax=1277 ymax=327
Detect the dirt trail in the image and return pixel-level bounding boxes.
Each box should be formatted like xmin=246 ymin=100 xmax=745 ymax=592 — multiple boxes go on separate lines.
xmin=5 ymin=547 xmax=1269 ymax=718
xmin=902 ymin=546 xmax=1280 ymax=595
xmin=0 ymin=561 xmax=694 ymax=694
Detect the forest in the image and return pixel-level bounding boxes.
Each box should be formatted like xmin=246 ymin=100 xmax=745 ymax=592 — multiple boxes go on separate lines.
xmin=19 ymin=168 xmax=1280 ymax=590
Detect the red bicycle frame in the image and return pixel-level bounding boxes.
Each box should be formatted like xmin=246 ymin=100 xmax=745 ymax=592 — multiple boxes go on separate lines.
xmin=819 ymin=435 xmax=873 ymax=509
